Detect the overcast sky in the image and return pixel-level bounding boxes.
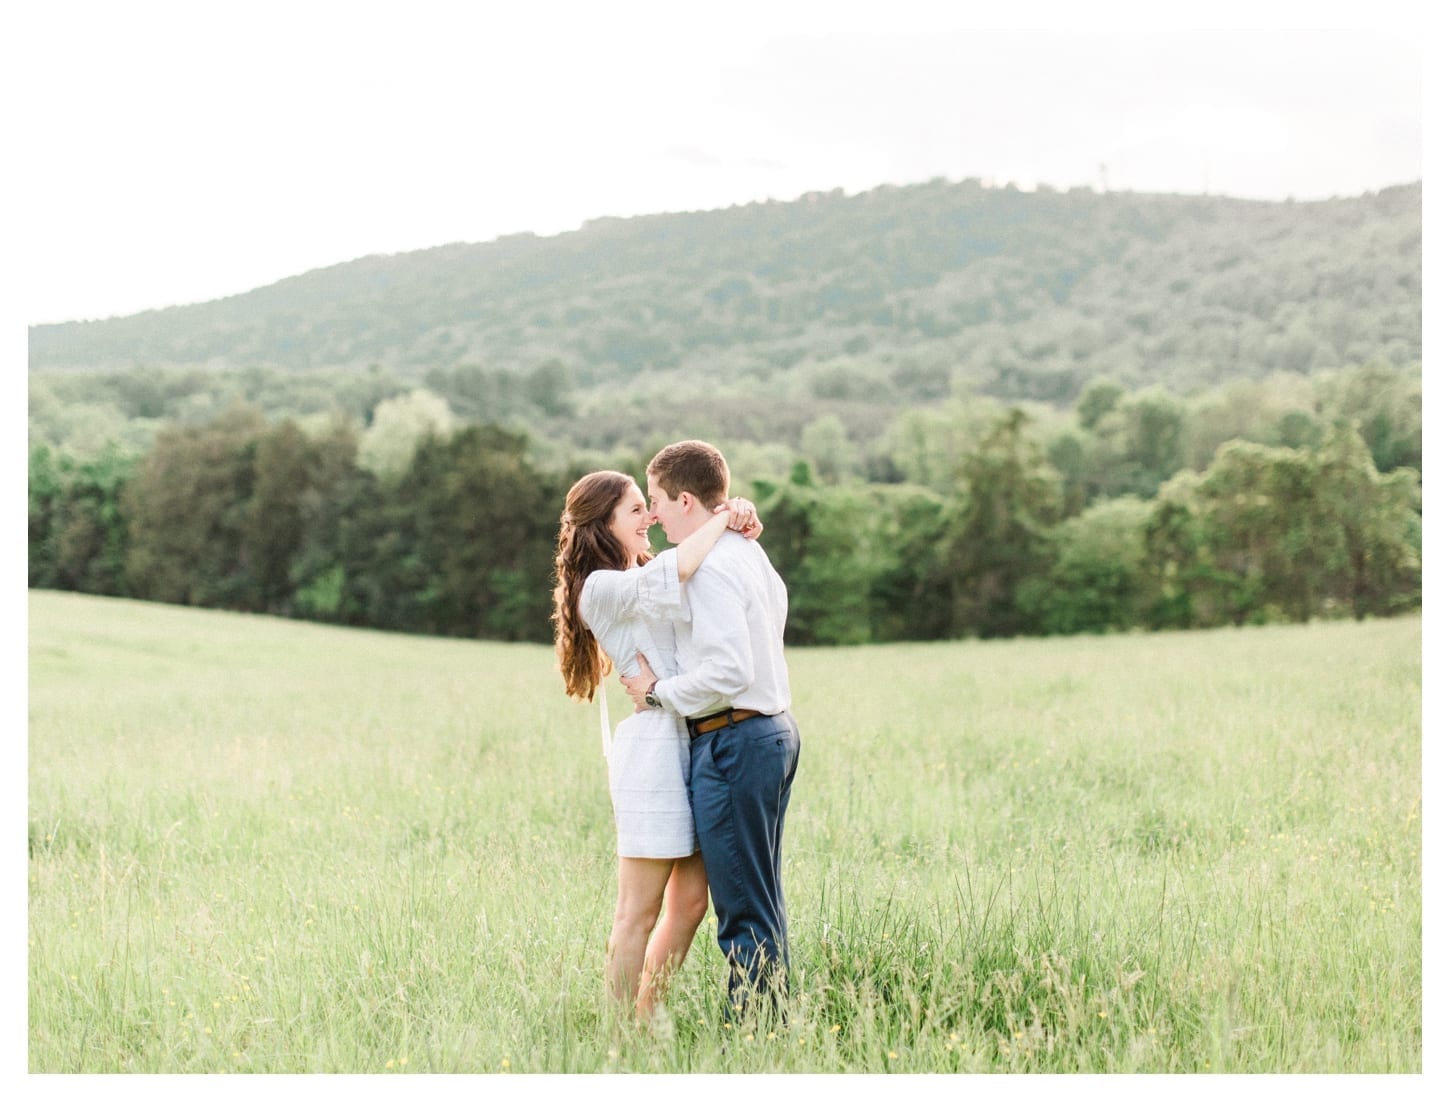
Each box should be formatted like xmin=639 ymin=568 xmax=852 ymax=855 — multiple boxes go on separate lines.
xmin=12 ymin=0 xmax=1426 ymax=326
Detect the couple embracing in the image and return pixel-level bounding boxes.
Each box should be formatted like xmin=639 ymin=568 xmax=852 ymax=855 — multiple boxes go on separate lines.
xmin=551 ymin=439 xmax=801 ymax=1023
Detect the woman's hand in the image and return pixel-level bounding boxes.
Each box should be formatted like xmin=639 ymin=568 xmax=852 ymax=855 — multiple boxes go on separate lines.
xmin=715 ymin=497 xmax=764 ymax=540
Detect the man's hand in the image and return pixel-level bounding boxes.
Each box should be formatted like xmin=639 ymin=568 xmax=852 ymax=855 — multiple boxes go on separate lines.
xmin=621 ymin=652 xmax=658 ymax=712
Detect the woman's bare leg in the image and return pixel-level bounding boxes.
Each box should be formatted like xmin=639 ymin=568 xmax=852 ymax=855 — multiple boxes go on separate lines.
xmin=606 ymin=857 xmax=673 ymax=1011
xmin=636 ymin=852 xmax=710 ymax=1019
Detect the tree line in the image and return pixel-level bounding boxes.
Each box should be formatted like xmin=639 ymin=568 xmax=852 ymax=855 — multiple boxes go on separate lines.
xmin=28 ymin=365 xmax=1420 ymax=646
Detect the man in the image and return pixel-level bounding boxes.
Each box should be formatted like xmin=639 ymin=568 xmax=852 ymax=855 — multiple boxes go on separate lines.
xmin=621 ymin=440 xmax=801 ymax=1017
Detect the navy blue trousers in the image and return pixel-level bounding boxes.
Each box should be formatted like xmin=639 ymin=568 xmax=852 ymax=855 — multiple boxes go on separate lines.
xmin=688 ymin=710 xmax=801 ymax=1015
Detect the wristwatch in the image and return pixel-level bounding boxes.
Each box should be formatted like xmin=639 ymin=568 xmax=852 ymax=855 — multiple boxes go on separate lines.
xmin=644 ymin=681 xmax=663 ymax=710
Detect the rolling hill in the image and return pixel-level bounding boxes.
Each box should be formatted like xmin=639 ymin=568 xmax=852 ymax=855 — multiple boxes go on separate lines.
xmin=29 ymin=178 xmax=1420 ymax=389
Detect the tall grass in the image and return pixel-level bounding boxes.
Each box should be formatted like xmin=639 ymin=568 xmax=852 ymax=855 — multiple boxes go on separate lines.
xmin=28 ymin=590 xmax=1420 ymax=1072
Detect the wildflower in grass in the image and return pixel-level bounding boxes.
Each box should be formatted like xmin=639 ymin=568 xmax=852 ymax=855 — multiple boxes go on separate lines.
xmin=888 ymin=1051 xmax=898 ymax=1060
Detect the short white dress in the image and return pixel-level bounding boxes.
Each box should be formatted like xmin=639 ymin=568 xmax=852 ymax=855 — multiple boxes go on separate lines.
xmin=580 ymin=550 xmax=695 ymax=858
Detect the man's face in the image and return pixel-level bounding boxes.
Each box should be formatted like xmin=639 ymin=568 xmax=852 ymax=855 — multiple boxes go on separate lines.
xmin=646 ymin=473 xmax=689 ymax=545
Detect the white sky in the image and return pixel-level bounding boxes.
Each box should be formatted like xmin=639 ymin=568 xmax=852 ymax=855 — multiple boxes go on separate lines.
xmin=9 ymin=0 xmax=1426 ymax=326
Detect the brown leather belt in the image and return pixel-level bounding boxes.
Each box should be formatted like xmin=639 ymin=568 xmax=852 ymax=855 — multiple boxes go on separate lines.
xmin=687 ymin=708 xmax=763 ymax=739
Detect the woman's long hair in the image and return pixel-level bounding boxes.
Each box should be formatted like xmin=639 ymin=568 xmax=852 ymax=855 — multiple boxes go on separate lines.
xmin=551 ymin=471 xmax=650 ymax=701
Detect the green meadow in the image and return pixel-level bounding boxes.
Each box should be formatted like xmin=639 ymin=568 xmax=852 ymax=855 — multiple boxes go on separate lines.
xmin=28 ymin=589 xmax=1421 ymax=1073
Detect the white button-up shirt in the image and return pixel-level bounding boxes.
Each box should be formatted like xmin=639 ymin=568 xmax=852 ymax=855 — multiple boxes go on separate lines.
xmin=653 ymin=531 xmax=792 ymax=719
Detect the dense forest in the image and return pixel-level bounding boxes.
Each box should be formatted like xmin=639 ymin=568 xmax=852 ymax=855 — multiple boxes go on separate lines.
xmin=28 ymin=177 xmax=1421 ymax=644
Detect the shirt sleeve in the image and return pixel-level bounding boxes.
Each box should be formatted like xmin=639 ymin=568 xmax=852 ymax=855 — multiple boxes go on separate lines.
xmin=579 ymin=549 xmax=689 ymax=634
xmin=653 ymin=556 xmax=754 ymax=717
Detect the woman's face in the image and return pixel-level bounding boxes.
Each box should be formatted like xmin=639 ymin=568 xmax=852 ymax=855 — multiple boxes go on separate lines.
xmin=608 ymin=482 xmax=652 ymax=560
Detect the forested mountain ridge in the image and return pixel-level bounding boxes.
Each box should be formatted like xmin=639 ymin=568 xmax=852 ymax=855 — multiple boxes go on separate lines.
xmin=29 ymin=178 xmax=1421 ymax=415
xmin=29 ymin=178 xmax=1422 ymax=644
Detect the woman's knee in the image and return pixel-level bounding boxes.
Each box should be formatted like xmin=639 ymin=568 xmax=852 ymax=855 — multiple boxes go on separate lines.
xmin=670 ymin=864 xmax=710 ymax=925
xmin=613 ymin=858 xmax=672 ymax=931
xmin=613 ymin=893 xmax=663 ymax=935
xmin=678 ymin=890 xmax=708 ymax=927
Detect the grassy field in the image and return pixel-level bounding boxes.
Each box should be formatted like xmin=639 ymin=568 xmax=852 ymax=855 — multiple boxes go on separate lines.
xmin=27 ymin=589 xmax=1421 ymax=1074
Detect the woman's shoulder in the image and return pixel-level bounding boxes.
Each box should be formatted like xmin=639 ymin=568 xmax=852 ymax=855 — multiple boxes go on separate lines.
xmin=579 ymin=560 xmax=644 ymax=611
xmin=577 ymin=568 xmax=612 ymax=618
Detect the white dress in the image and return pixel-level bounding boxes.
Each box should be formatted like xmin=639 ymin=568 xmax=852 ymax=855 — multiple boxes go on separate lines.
xmin=580 ymin=550 xmax=695 ymax=858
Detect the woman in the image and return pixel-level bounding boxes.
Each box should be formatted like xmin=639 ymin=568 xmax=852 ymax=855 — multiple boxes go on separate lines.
xmin=551 ymin=470 xmax=759 ymax=1021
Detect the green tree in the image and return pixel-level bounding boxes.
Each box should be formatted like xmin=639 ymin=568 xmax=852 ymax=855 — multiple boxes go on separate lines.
xmin=1142 ymin=429 xmax=1420 ymax=628
xmin=1310 ymin=423 xmax=1421 ymax=619
xmin=800 ymin=414 xmax=854 ymax=485
xmin=281 ymin=419 xmax=367 ymax=622
xmin=1045 ymin=426 xmax=1093 ymax=516
xmin=357 ymin=389 xmax=455 ymax=483
xmin=342 ymin=424 xmax=562 ymax=640
xmin=945 ymin=408 xmax=1063 ymax=637
xmin=122 ymin=406 xmax=266 ymax=607
xmin=755 ymin=476 xmax=877 ymax=645
xmin=525 ymin=359 xmax=576 ymax=418
xmin=1142 ymin=471 xmax=1221 ymax=630
xmin=428 ymin=424 xmax=563 ymax=641
xmin=883 ymin=398 xmax=1005 ymax=495
xmin=1315 ymin=361 xmax=1421 ymax=473
xmin=1091 ymin=387 xmax=1188 ymax=499
xmin=28 ymin=444 xmax=62 ymax=588
xmin=298 ymin=465 xmax=391 ymax=627
xmin=423 ymin=363 xmax=525 ymax=423
xmin=1160 ymin=442 xmax=1316 ymax=625
xmin=236 ymin=418 xmax=361 ymax=615
xmin=864 ymin=485 xmax=953 ymax=641
xmin=240 ymin=421 xmax=313 ymax=612
xmin=1076 ymin=376 xmax=1124 ymax=431
xmin=1018 ymin=496 xmax=1153 ymax=634
xmin=29 ymin=444 xmax=136 ymax=595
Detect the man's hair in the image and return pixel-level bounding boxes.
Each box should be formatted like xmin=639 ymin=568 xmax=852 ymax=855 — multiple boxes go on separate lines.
xmin=647 ymin=440 xmax=730 ymax=507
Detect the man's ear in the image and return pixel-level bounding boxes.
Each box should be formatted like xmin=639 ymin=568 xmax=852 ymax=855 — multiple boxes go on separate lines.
xmin=677 ymin=491 xmax=696 ymax=513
